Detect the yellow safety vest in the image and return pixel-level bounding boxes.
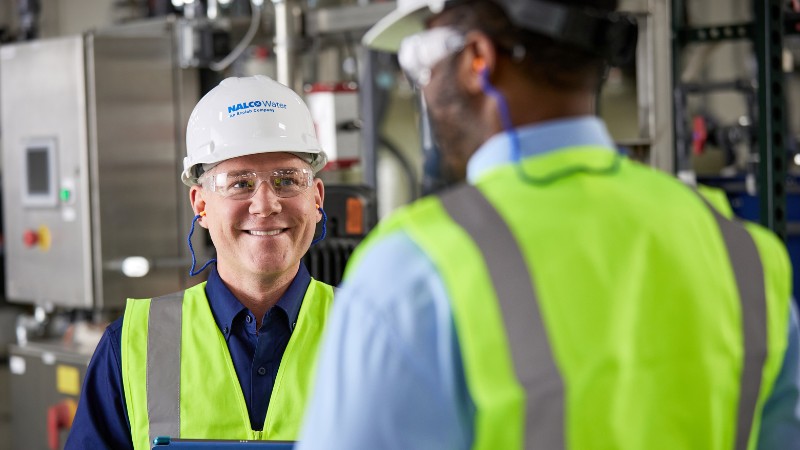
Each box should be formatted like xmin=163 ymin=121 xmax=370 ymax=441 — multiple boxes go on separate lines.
xmin=121 ymin=278 xmax=333 ymax=450
xmin=348 ymin=147 xmax=791 ymax=450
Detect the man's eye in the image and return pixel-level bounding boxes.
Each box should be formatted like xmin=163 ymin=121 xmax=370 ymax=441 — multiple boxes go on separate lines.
xmin=273 ymin=177 xmax=297 ymax=187
xmin=229 ymin=179 xmax=255 ymax=190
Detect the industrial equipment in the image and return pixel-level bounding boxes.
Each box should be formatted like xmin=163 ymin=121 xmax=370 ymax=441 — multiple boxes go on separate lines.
xmin=1 ymin=19 xmax=201 ymax=312
xmin=306 ymin=82 xmax=362 ymax=170
xmin=304 ymin=185 xmax=377 ymax=287
xmin=8 ymin=341 xmax=91 ymax=450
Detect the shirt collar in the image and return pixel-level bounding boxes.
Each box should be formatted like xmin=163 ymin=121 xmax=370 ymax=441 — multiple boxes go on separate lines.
xmin=206 ymin=263 xmax=312 ymax=335
xmin=275 ymin=263 xmax=311 ymax=331
xmin=466 ymin=116 xmax=616 ymax=184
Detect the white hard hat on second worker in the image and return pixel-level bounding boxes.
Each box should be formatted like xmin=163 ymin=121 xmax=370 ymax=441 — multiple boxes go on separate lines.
xmin=362 ymin=0 xmax=448 ymax=52
xmin=181 ymin=75 xmax=328 ymax=186
xmin=362 ymin=0 xmax=630 ymax=58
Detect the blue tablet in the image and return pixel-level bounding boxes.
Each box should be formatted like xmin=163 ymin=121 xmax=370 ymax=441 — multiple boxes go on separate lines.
xmin=152 ymin=437 xmax=294 ymax=449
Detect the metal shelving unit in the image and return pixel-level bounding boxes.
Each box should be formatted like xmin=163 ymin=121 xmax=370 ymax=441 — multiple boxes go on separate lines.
xmin=672 ymin=0 xmax=788 ymax=240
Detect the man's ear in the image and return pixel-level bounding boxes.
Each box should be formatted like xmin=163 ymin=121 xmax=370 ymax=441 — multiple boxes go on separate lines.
xmin=313 ymin=178 xmax=325 ymax=223
xmin=189 ymin=185 xmax=208 ymax=228
xmin=462 ymin=31 xmax=497 ymax=94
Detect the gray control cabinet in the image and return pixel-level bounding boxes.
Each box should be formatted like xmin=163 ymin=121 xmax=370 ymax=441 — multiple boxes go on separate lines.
xmin=1 ymin=20 xmax=201 ymax=310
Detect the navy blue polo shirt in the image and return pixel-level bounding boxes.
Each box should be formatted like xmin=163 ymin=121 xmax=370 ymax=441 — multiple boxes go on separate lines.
xmin=65 ymin=264 xmax=311 ymax=450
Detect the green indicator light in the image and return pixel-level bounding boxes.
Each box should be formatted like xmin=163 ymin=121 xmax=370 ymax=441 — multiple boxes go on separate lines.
xmin=60 ymin=189 xmax=71 ymax=202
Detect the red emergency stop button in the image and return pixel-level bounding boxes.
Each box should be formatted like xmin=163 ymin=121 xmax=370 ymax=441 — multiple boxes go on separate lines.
xmin=23 ymin=229 xmax=38 ymax=248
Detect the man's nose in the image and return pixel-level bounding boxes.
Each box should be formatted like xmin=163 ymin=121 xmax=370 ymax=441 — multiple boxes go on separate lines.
xmin=248 ymin=180 xmax=282 ymax=215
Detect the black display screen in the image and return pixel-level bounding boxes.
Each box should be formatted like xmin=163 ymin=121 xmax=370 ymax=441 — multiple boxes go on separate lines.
xmin=27 ymin=147 xmax=50 ymax=195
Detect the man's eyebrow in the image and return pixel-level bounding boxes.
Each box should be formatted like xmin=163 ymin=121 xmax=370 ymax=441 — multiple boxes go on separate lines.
xmin=220 ymin=169 xmax=254 ymax=177
xmin=221 ymin=167 xmax=305 ymax=175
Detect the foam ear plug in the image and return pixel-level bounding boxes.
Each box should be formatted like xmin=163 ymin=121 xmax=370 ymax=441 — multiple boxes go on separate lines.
xmin=473 ymin=58 xmax=486 ymax=72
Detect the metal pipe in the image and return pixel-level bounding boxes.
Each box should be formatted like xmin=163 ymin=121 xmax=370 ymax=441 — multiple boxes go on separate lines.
xmin=273 ymin=0 xmax=302 ymax=92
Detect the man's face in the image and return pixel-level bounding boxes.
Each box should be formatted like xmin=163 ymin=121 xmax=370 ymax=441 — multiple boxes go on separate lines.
xmin=418 ymin=25 xmax=484 ymax=183
xmin=191 ymin=152 xmax=323 ymax=282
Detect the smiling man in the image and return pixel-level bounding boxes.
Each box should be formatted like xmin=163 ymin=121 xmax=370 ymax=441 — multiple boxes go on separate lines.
xmin=66 ymin=75 xmax=334 ymax=450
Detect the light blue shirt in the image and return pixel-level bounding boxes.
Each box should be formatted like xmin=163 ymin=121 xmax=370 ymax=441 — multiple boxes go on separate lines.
xmin=298 ymin=117 xmax=800 ymax=449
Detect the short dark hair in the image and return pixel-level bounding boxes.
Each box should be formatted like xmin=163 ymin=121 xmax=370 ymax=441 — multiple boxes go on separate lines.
xmin=438 ymin=0 xmax=619 ymax=90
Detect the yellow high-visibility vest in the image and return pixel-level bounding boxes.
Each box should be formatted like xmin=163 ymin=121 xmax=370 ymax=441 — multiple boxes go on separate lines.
xmin=348 ymin=146 xmax=791 ymax=450
xmin=122 ymin=279 xmax=333 ymax=450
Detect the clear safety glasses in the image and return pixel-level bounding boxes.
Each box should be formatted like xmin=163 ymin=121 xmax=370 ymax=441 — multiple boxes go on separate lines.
xmin=398 ymin=27 xmax=465 ymax=87
xmin=200 ymin=167 xmax=314 ymax=200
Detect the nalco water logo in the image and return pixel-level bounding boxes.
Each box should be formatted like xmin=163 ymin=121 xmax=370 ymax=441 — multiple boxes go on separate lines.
xmin=226 ymin=99 xmax=287 ymax=118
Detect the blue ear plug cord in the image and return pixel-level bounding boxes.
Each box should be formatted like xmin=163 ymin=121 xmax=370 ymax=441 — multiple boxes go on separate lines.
xmin=478 ymin=66 xmax=521 ymax=163
xmin=312 ymin=206 xmax=327 ymax=245
xmin=188 ymin=213 xmax=216 ymax=276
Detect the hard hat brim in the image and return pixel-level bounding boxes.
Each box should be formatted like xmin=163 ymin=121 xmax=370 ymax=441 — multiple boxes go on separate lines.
xmin=362 ymin=6 xmax=432 ymax=53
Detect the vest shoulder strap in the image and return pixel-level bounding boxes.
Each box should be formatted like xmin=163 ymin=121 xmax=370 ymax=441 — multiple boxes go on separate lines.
xmin=439 ymin=184 xmax=565 ymax=450
xmin=147 ymin=290 xmax=184 ymax=445
xmin=695 ymin=195 xmax=767 ymax=450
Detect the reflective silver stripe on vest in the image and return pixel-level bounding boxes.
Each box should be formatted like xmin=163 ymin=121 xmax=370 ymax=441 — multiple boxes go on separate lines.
xmin=147 ymin=291 xmax=183 ymax=444
xmin=440 ymin=185 xmax=565 ymax=450
xmin=700 ymin=197 xmax=767 ymax=450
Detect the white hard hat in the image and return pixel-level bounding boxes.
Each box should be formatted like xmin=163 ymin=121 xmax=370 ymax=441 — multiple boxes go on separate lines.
xmin=364 ymin=1 xmax=636 ymax=66
xmin=182 ymin=75 xmax=328 ymax=186
xmin=362 ymin=0 xmax=448 ymax=52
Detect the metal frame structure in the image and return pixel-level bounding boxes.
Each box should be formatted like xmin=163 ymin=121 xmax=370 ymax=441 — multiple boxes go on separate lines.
xmin=754 ymin=1 xmax=789 ymax=240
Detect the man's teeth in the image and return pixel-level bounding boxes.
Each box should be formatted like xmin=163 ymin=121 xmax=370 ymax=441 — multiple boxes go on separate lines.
xmin=249 ymin=229 xmax=282 ymax=236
